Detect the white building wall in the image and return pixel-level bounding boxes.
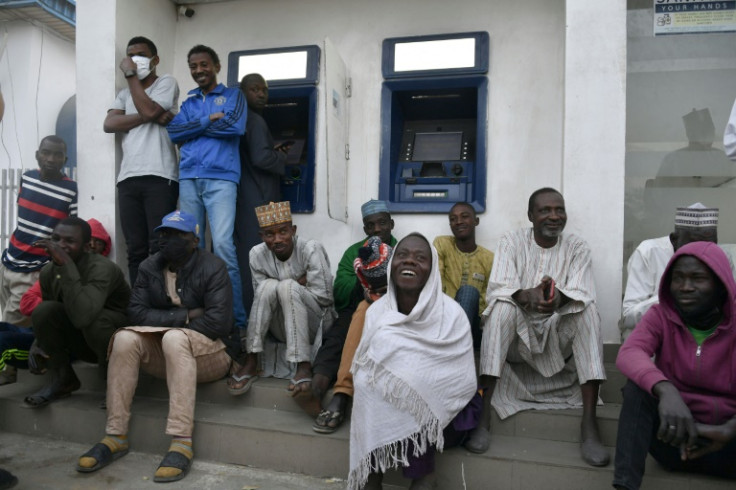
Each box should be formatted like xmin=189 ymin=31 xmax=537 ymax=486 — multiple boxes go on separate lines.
xmin=77 ymin=0 xmax=626 ymax=343
xmin=0 ymin=21 xmax=75 ymax=170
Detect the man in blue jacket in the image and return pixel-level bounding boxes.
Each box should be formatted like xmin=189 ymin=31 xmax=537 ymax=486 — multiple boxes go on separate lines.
xmin=167 ymin=45 xmax=247 ymax=333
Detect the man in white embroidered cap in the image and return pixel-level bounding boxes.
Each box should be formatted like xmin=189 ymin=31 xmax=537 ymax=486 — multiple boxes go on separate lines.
xmin=228 ymin=201 xmax=336 ymax=400
xmin=620 ymin=202 xmax=735 ymax=341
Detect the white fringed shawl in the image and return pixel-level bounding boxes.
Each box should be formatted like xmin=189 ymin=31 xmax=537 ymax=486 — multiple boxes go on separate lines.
xmin=347 ymin=236 xmax=477 ymax=490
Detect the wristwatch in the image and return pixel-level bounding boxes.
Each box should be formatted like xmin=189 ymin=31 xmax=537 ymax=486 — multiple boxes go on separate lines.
xmin=124 ymin=69 xmax=136 ymax=78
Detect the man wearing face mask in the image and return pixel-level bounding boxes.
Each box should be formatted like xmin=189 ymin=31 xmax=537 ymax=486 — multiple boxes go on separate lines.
xmin=77 ymin=210 xmax=241 ymax=483
xmin=104 ymin=36 xmax=180 ymax=286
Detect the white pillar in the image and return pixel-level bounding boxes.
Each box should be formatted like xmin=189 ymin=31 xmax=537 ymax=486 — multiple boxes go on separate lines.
xmin=563 ymin=0 xmax=627 ymax=344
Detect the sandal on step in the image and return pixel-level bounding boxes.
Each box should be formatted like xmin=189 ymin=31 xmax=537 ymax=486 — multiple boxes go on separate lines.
xmin=76 ymin=442 xmax=129 ymax=473
xmin=313 ymin=409 xmax=345 ymax=434
xmin=153 ymin=450 xmax=192 ymax=483
xmin=227 ymin=373 xmax=258 ymax=396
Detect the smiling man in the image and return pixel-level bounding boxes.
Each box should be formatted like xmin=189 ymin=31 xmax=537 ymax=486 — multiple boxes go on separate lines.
xmin=23 ymin=218 xmax=130 ymax=408
xmin=433 ymin=202 xmax=494 ymax=349
xmin=0 ymin=136 xmax=77 ymax=328
xmin=104 ymin=36 xmax=179 ymax=287
xmin=465 ymin=187 xmax=609 ymax=468
xmin=229 ymin=201 xmax=336 ymax=398
xmin=613 ymin=242 xmax=736 ymax=489
xmin=167 ymin=44 xmax=248 ymax=335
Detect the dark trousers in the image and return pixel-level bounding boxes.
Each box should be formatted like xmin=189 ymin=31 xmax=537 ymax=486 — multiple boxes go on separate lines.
xmin=0 ymin=322 xmax=34 ymax=369
xmin=613 ymin=380 xmax=736 ymax=489
xmin=117 ymin=176 xmax=179 ymax=286
xmin=31 ymin=301 xmax=125 ymax=371
xmin=312 ymin=304 xmax=357 ymax=382
xmin=455 ymin=285 xmax=481 ymax=350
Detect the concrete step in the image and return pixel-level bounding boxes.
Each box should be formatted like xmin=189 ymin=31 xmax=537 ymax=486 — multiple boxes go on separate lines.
xmin=0 ymin=385 xmax=731 ymax=489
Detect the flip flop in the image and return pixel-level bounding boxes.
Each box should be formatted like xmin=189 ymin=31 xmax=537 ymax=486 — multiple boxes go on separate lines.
xmin=288 ymin=377 xmax=312 ymax=392
xmin=313 ymin=409 xmax=345 ymax=434
xmin=227 ymin=373 xmax=258 ymax=396
xmin=76 ymin=442 xmax=129 ymax=473
xmin=153 ymin=450 xmax=192 ymax=483
xmin=22 ymin=390 xmax=73 ymax=409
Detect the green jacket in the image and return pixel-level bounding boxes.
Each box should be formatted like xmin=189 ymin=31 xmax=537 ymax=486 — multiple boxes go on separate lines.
xmin=333 ymin=235 xmax=397 ymax=312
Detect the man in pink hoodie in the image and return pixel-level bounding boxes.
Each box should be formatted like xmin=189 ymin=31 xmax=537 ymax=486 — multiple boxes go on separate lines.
xmin=613 ymin=241 xmax=736 ymax=489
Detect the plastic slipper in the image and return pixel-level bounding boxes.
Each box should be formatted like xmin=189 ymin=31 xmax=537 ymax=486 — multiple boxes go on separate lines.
xmin=153 ymin=450 xmax=192 ymax=483
xmin=22 ymin=390 xmax=73 ymax=409
xmin=227 ymin=373 xmax=258 ymax=396
xmin=288 ymin=377 xmax=312 ymax=392
xmin=313 ymin=409 xmax=345 ymax=434
xmin=76 ymin=442 xmax=129 ymax=473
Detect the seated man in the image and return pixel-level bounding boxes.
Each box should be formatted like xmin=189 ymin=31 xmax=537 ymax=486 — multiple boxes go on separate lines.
xmin=309 ymin=199 xmax=397 ymax=400
xmin=313 ymin=236 xmax=392 ymax=434
xmin=433 ymin=201 xmax=494 ymax=348
xmin=613 ymin=242 xmax=736 ymax=489
xmin=466 ymin=188 xmax=609 ymax=467
xmin=0 ymin=218 xmax=113 ymax=386
xmin=621 ymin=203 xmax=720 ymax=341
xmin=22 ymin=218 xmax=129 ymax=407
xmin=76 ymin=210 xmax=241 ymax=483
xmin=229 ymin=201 xmax=336 ymax=397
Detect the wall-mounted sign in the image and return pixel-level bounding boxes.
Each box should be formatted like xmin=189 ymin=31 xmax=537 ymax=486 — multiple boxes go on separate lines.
xmin=654 ymin=0 xmax=736 ymax=35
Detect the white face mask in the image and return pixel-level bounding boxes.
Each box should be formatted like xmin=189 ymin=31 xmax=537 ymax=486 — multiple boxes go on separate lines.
xmin=131 ymin=55 xmax=153 ymax=80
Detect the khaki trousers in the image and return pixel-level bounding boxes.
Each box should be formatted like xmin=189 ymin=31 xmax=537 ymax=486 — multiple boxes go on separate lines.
xmin=332 ymin=300 xmax=369 ymax=397
xmin=0 ymin=265 xmax=38 ymax=327
xmin=106 ymin=329 xmax=230 ymax=437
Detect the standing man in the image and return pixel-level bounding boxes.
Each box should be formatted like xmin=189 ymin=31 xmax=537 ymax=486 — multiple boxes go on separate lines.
xmin=77 ymin=210 xmax=240 ymax=483
xmin=0 ymin=136 xmax=77 ymax=327
xmin=23 ymin=218 xmax=130 ymax=408
xmin=433 ymin=201 xmax=494 ymax=348
xmin=466 ymin=188 xmax=609 ymax=467
xmin=104 ymin=36 xmax=179 ymax=286
xmin=167 ymin=45 xmax=247 ymax=332
xmin=235 ymin=73 xmax=290 ymax=314
xmin=613 ymin=242 xmax=736 ymax=489
xmin=229 ymin=201 xmax=336 ymax=396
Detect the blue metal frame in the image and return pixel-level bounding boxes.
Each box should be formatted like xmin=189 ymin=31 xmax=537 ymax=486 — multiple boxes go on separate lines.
xmin=378 ymin=75 xmax=488 ymax=214
xmin=382 ymin=31 xmax=489 ymax=79
xmin=0 ymin=0 xmax=76 ymax=26
xmin=227 ymin=45 xmax=320 ymax=88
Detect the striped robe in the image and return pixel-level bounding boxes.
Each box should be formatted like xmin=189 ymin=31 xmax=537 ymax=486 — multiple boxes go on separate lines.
xmin=479 ymin=228 xmax=605 ymax=419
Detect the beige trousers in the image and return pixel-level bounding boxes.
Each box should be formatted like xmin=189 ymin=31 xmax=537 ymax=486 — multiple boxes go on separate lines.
xmin=105 ymin=329 xmax=230 ymax=437
xmin=0 ymin=265 xmax=38 ymax=326
xmin=332 ymin=300 xmax=369 ymax=398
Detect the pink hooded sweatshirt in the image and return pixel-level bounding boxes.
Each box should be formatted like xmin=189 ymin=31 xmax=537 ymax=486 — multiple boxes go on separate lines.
xmin=617 ymin=241 xmax=736 ymax=425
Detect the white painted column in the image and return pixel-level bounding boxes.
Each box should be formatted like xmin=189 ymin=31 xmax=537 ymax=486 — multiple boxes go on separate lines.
xmin=76 ymin=0 xmax=120 ymax=261
xmin=563 ymin=0 xmax=627 ymax=344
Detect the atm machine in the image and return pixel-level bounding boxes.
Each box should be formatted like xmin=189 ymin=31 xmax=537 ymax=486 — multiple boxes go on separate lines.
xmin=227 ymin=45 xmax=320 ymax=213
xmin=378 ymin=32 xmax=489 ymax=213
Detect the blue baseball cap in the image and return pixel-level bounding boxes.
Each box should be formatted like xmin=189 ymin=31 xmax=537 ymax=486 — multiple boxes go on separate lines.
xmin=154 ymin=210 xmax=199 ymax=235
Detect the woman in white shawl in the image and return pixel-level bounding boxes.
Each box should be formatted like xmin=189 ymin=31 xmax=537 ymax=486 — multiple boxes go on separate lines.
xmin=348 ymin=233 xmax=479 ymax=489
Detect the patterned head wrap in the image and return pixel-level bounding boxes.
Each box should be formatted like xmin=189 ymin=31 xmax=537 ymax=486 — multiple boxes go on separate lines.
xmin=354 ymin=236 xmax=392 ymax=299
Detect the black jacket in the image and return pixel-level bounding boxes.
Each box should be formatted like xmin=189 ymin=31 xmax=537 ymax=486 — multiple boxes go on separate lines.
xmin=128 ymin=249 xmax=241 ymax=361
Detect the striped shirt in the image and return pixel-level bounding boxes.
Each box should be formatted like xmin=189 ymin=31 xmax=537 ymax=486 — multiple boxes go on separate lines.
xmin=1 ymin=170 xmax=78 ymax=272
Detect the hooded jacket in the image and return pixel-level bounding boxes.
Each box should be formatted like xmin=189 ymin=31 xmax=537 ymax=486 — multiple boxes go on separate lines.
xmin=617 ymin=241 xmax=736 ymax=425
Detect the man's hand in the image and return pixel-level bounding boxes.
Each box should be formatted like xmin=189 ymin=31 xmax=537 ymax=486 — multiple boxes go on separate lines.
xmin=188 ymin=308 xmax=205 ymax=322
xmin=209 ymin=112 xmax=225 ymax=122
xmin=155 ymin=110 xmax=175 ymax=126
xmin=33 ymin=238 xmax=72 ymax=266
xmin=514 ymin=275 xmax=561 ymax=314
xmin=296 ymin=274 xmax=307 ymax=286
xmin=685 ymin=420 xmax=736 ymax=460
xmin=119 ymin=57 xmax=136 ymax=74
xmin=28 ymin=340 xmax=49 ymax=375
xmin=653 ymin=381 xmax=698 ymax=455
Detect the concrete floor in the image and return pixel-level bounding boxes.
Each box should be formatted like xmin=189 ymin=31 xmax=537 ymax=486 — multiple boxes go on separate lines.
xmin=0 ymin=432 xmax=345 ymax=490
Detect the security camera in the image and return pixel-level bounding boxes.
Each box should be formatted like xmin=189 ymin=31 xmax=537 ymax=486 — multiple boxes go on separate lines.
xmin=178 ymin=6 xmax=195 ymax=18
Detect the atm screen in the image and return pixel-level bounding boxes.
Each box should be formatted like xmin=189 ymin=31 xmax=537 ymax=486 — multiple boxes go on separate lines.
xmin=412 ymin=132 xmax=463 ymax=162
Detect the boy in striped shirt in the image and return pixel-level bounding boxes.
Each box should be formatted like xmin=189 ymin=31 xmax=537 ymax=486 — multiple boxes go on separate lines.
xmin=0 ymin=136 xmax=78 ymax=326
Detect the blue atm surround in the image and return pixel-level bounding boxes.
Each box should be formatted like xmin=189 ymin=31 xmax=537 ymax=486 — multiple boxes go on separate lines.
xmin=378 ymin=32 xmax=489 ymax=214
xmin=227 ymin=46 xmax=320 ymax=213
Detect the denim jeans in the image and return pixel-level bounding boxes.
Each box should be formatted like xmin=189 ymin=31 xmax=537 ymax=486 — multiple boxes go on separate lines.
xmin=613 ymin=380 xmax=736 ymax=489
xmin=118 ymin=176 xmax=179 ymax=287
xmin=179 ymin=178 xmax=247 ymax=328
xmin=455 ymin=285 xmax=481 ymax=349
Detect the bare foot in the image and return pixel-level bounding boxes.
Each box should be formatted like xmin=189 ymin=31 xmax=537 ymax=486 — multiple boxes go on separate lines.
xmin=580 ymin=419 xmax=610 ymax=467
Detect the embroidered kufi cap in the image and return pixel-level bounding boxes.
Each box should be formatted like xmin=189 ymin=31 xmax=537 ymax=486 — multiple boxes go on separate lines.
xmin=255 ymin=201 xmax=292 ymax=228
xmin=674 ymin=202 xmax=718 ymax=230
xmin=361 ymin=199 xmax=390 ymax=219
